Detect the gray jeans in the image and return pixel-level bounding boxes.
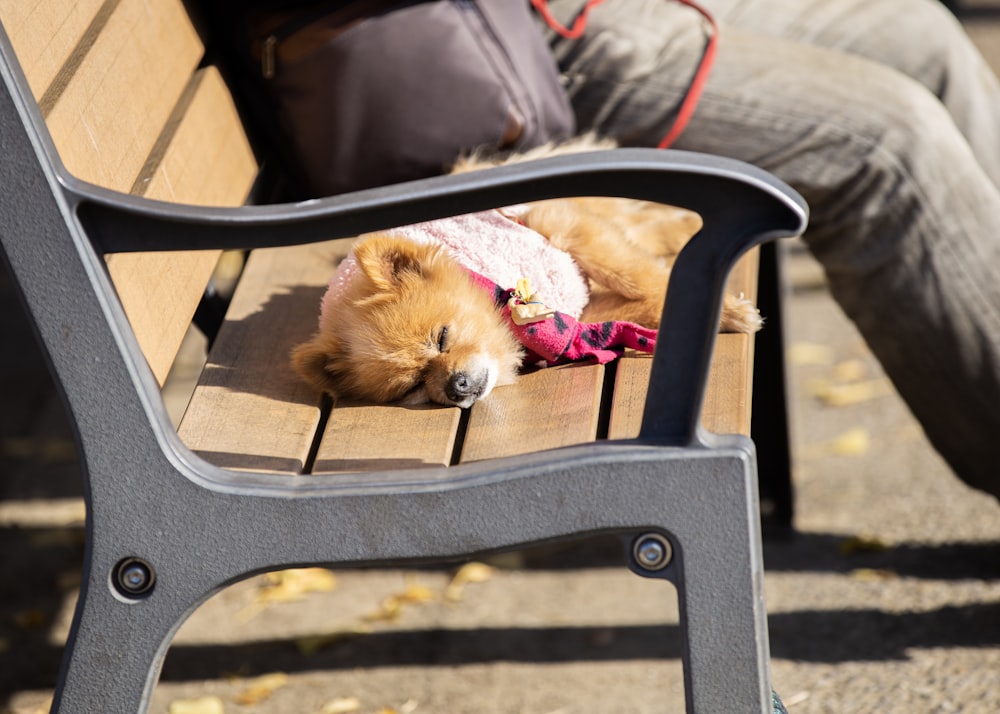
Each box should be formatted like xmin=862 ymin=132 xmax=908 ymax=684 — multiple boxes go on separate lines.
xmin=543 ymin=0 xmax=1000 ymax=500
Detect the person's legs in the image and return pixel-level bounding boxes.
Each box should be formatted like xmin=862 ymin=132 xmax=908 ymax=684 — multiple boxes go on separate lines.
xmin=704 ymin=0 xmax=1000 ymax=186
xmin=541 ymin=0 xmax=1000 ymax=499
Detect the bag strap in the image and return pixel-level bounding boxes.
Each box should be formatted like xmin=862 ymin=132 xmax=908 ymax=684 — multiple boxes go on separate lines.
xmin=530 ymin=0 xmax=607 ymax=39
xmin=530 ymin=0 xmax=718 ymax=148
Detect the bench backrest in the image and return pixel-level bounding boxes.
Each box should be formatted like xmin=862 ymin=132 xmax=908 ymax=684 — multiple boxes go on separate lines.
xmin=0 ymin=0 xmax=257 ymax=384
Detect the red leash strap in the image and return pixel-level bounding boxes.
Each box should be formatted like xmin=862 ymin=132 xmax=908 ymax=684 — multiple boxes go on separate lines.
xmin=655 ymin=0 xmax=717 ymax=148
xmin=531 ymin=0 xmax=718 ymax=148
xmin=530 ymin=0 xmax=606 ymax=39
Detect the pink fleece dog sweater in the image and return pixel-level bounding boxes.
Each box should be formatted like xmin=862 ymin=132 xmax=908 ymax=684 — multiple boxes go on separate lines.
xmin=320 ymin=209 xmax=657 ymax=365
xmin=321 ymin=209 xmax=589 ymax=323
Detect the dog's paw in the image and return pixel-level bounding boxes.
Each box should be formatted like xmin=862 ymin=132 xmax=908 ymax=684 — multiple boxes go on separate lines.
xmin=720 ymin=293 xmax=763 ymax=333
xmin=398 ymin=385 xmax=432 ymax=406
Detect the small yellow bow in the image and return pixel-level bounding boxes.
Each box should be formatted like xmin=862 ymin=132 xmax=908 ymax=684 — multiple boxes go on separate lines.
xmin=508 ymin=277 xmax=556 ymax=326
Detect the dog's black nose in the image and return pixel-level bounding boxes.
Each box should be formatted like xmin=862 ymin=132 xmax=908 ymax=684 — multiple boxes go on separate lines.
xmin=446 ymin=372 xmax=482 ymax=402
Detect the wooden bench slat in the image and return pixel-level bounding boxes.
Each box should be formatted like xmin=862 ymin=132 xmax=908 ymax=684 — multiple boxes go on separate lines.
xmin=459 ymin=363 xmax=605 ymax=462
xmin=137 ymin=68 xmax=258 ymax=207
xmin=17 ymin=0 xmax=237 ymax=385
xmin=107 ymin=67 xmax=257 ymax=384
xmin=607 ymin=334 xmax=752 ymax=439
xmin=312 ymin=404 xmax=462 ymax=474
xmin=178 ymin=241 xmax=345 ymax=474
xmin=108 ymin=250 xmax=220 ymax=386
xmin=701 ymin=333 xmax=753 ymax=434
xmin=43 ymin=0 xmax=202 ymax=189
xmin=0 ymin=0 xmax=105 ymax=100
xmin=605 ymin=354 xmax=649 ymax=440
xmin=608 ymin=249 xmax=760 ymax=438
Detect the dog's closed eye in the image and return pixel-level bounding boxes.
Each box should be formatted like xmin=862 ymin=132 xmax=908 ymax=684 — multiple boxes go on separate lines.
xmin=437 ymin=326 xmax=449 ymax=352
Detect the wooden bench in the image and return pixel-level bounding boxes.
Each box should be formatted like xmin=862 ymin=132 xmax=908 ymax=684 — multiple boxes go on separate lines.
xmin=0 ymin=2 xmax=806 ymax=712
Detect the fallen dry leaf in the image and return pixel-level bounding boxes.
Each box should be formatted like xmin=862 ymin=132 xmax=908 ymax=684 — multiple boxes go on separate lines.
xmin=782 ymin=691 xmax=811 ymax=707
xmin=806 ymin=377 xmax=892 ymax=407
xmin=371 ymin=702 xmax=418 ymax=714
xmin=12 ymin=609 xmax=47 ymax=630
xmin=168 ymin=696 xmax=225 ymax=714
xmin=849 ymin=568 xmax=898 ymax=582
xmin=832 ymin=358 xmax=869 ymax=382
xmin=365 ymin=577 xmax=437 ymax=622
xmin=838 ymin=534 xmax=892 ymax=556
xmin=788 ymin=342 xmax=835 ymax=366
xmin=296 ymin=624 xmax=372 ymax=656
xmin=800 ymin=427 xmax=871 ymax=459
xmin=233 ymin=672 xmax=289 ymax=705
xmin=829 ymin=428 xmax=871 ymax=455
xmin=400 ymin=581 xmax=437 ymax=603
xmin=445 ymin=562 xmax=495 ymax=602
xmin=365 ymin=595 xmax=403 ymax=623
xmin=321 ymin=697 xmax=362 ymax=713
xmin=258 ymin=568 xmax=338 ymax=603
xmin=238 ymin=568 xmax=338 ymax=622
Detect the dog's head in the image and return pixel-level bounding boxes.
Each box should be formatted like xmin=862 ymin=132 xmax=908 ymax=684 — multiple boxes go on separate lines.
xmin=293 ymin=235 xmax=523 ymax=408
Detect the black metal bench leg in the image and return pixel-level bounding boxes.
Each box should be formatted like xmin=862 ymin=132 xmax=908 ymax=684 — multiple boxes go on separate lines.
xmin=751 ymin=240 xmax=795 ymax=536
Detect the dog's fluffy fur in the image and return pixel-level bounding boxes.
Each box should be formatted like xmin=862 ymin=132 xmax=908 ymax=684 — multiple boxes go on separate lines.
xmin=292 ymin=137 xmax=761 ymax=407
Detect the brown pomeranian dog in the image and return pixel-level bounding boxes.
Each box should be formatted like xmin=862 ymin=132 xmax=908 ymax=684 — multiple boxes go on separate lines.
xmin=292 ymin=139 xmax=761 ymax=408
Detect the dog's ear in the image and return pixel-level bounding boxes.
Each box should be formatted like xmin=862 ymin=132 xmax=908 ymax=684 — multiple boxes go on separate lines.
xmin=354 ymin=236 xmax=432 ymax=290
xmin=291 ymin=337 xmax=350 ymax=398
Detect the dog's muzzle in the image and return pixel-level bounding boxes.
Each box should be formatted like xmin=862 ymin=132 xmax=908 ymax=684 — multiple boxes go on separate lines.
xmin=445 ymin=371 xmax=488 ymax=406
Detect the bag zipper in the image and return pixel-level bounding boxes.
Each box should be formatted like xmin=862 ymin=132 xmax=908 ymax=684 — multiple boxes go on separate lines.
xmin=260 ymin=0 xmax=386 ymax=79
